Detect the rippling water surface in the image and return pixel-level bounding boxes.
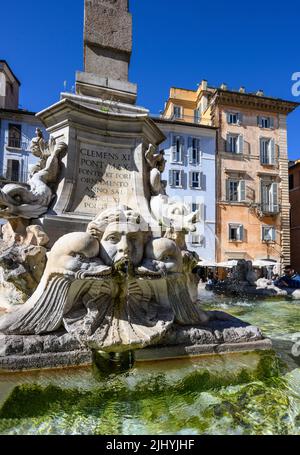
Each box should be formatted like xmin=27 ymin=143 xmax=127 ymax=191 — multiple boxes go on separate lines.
xmin=1 ymin=292 xmax=300 ymax=435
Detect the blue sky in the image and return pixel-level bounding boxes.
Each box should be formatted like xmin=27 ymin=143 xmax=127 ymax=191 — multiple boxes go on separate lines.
xmin=1 ymin=0 xmax=300 ymax=158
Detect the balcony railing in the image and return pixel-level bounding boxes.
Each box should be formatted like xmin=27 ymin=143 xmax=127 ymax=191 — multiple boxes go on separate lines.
xmin=259 ymin=204 xmax=280 ymax=215
xmin=6 ymin=139 xmax=28 ymax=150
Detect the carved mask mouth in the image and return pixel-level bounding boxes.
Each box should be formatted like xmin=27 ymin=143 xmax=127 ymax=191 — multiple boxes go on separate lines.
xmin=113 ymin=257 xmax=132 ymax=275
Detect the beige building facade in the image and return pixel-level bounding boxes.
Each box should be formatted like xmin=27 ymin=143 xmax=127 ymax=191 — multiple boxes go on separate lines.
xmin=162 ymin=82 xmax=299 ymax=268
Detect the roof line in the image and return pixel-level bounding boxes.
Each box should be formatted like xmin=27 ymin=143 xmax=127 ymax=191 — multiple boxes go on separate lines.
xmin=0 ymin=108 xmax=36 ymax=116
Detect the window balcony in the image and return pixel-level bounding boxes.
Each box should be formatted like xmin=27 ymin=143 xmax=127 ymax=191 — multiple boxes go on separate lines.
xmin=259 ymin=204 xmax=280 ymax=215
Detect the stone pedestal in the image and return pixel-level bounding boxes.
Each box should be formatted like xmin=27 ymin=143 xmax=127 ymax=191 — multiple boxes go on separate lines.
xmin=36 ymin=92 xmax=165 ymax=246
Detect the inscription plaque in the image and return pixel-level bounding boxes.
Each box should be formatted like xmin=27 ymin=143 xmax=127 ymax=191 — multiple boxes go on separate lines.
xmin=71 ymin=143 xmax=137 ymax=216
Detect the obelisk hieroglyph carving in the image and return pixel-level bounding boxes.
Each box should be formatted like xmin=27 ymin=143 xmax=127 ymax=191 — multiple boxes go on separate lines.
xmin=84 ymin=0 xmax=132 ymax=81
xmin=76 ymin=0 xmax=137 ymax=103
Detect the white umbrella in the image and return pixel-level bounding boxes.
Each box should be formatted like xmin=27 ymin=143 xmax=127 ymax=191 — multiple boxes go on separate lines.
xmin=198 ymin=260 xmax=217 ymax=267
xmin=216 ymin=260 xmax=238 ymax=268
xmin=253 ymin=260 xmax=278 ymax=268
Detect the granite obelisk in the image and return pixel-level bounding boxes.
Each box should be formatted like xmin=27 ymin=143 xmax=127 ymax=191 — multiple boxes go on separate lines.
xmin=76 ymin=0 xmax=137 ymax=104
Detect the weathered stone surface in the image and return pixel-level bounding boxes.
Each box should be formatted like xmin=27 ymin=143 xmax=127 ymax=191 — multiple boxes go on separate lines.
xmin=160 ymin=315 xmax=264 ymax=347
xmin=84 ymin=0 xmax=132 ymax=80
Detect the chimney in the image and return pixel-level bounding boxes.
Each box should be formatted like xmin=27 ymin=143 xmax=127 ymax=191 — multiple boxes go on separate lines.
xmin=220 ymin=83 xmax=228 ymax=91
xmin=239 ymin=86 xmax=246 ymax=93
xmin=201 ymin=80 xmax=208 ymax=91
xmin=256 ymin=89 xmax=264 ymax=97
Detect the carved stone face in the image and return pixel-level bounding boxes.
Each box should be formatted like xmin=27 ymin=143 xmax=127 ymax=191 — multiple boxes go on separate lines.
xmin=99 ymin=222 xmax=145 ymax=267
xmin=145 ymin=238 xmax=183 ymax=273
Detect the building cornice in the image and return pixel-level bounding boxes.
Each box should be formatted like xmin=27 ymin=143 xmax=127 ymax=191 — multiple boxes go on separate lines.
xmin=215 ymin=89 xmax=299 ymax=114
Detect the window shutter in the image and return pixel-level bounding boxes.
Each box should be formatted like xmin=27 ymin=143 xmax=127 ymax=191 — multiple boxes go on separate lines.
xmin=189 ymin=171 xmax=193 ymax=188
xmin=272 ymin=182 xmax=278 ymax=210
xmin=188 ymin=137 xmax=193 ymax=164
xmin=238 ymin=135 xmax=244 ymax=154
xmin=226 ymin=134 xmax=231 ymax=152
xmin=257 ymin=116 xmax=262 ymax=127
xmin=238 ymin=113 xmax=243 ymax=125
xmin=271 ymin=227 xmax=276 ymax=241
xmin=239 ymin=225 xmax=244 ymax=241
xmin=227 ymin=112 xmax=231 ymax=124
xmin=181 ymin=170 xmax=185 ymax=188
xmin=197 ymin=139 xmax=201 ymax=165
xmin=261 ymin=182 xmax=268 ymax=207
xmin=180 ymin=136 xmax=185 ymax=163
xmin=200 ymin=172 xmax=204 ymax=189
xmin=172 ymin=136 xmax=177 ymax=162
xmin=259 ymin=138 xmax=264 ymax=163
xmin=226 ymin=180 xmax=230 ymax=201
xmin=169 ymin=170 xmax=174 ymax=186
xmin=270 ymin=139 xmax=275 ymax=164
xmin=269 ymin=117 xmax=275 ymax=129
xmin=239 ymin=180 xmax=246 ymax=201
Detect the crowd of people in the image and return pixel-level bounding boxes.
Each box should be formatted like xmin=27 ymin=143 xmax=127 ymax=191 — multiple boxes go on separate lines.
xmin=198 ymin=264 xmax=300 ymax=289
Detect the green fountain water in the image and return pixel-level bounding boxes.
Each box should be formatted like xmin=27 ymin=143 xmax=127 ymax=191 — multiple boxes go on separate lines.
xmin=1 ymin=293 xmax=300 ymax=435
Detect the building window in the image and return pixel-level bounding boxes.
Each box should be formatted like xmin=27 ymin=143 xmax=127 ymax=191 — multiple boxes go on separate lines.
xmin=258 ymin=116 xmax=274 ymax=129
xmin=171 ymin=135 xmax=184 ymax=163
xmin=194 ymin=109 xmax=201 ymax=124
xmin=229 ymin=224 xmax=244 ymax=242
xmin=190 ymin=171 xmax=202 ymax=189
xmin=260 ymin=138 xmax=275 ymax=165
xmin=8 ymin=124 xmax=22 ymax=148
xmin=6 ymin=159 xmax=20 ymax=182
xmin=188 ymin=137 xmax=201 ymax=165
xmin=173 ymin=106 xmax=182 ymax=119
xmin=226 ymin=134 xmax=243 ymax=154
xmin=169 ymin=170 xmax=184 ymax=188
xmin=289 ymin=174 xmax=294 ymax=190
xmin=227 ymin=180 xmax=246 ymax=202
xmin=261 ymin=181 xmax=279 ymax=213
xmin=191 ymin=234 xmax=202 ymax=245
xmin=262 ymin=226 xmax=276 ymax=242
xmin=227 ymin=112 xmax=242 ymax=125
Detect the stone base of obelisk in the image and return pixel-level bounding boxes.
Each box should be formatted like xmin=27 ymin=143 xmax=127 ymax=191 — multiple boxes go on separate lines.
xmin=0 ymin=313 xmax=272 ymax=372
